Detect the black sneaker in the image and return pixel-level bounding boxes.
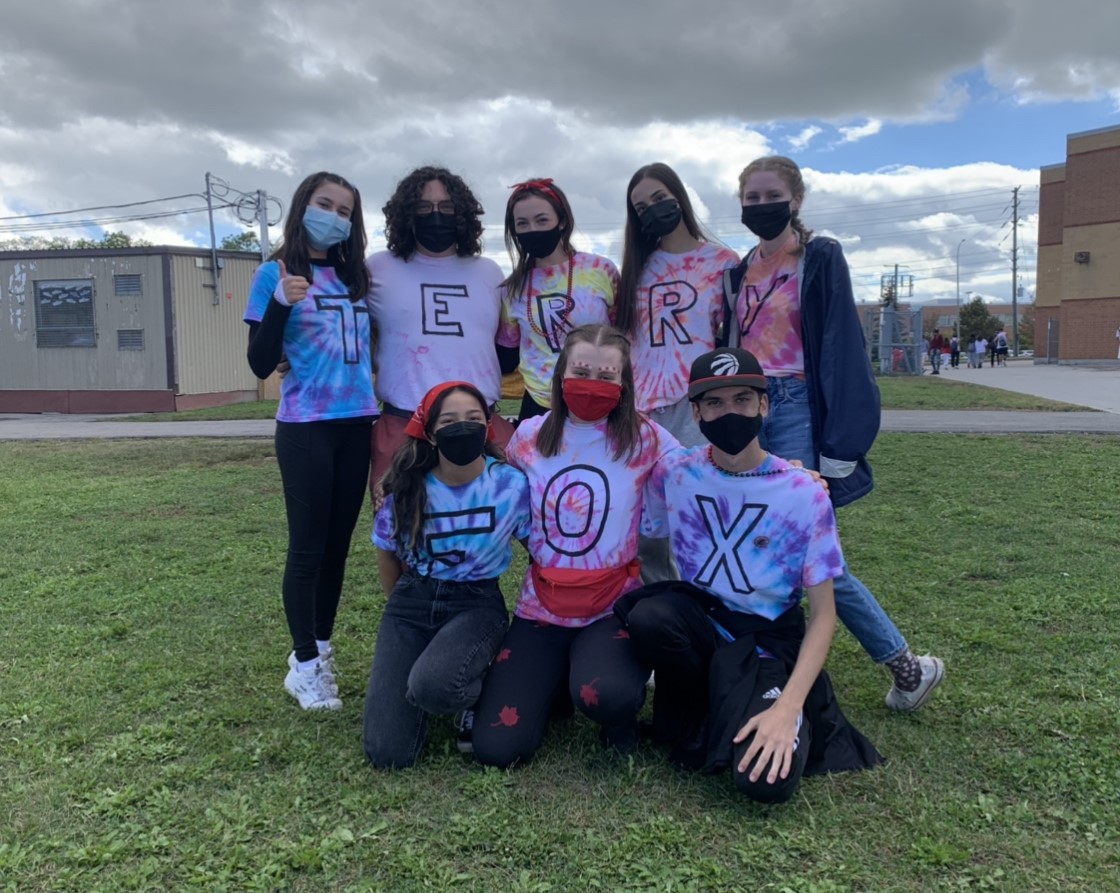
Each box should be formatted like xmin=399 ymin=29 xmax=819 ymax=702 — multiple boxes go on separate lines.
xmin=456 ymin=710 xmax=475 ymax=754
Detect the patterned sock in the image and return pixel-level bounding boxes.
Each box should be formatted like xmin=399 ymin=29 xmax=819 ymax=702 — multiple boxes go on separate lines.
xmin=885 ymin=651 xmax=921 ymax=692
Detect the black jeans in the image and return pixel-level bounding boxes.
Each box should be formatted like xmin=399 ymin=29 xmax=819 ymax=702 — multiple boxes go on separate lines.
xmin=472 ymin=615 xmax=650 ymax=768
xmin=626 ymin=592 xmax=809 ymax=803
xmin=364 ymin=574 xmax=509 ymax=768
xmin=275 ymin=419 xmax=371 ymax=663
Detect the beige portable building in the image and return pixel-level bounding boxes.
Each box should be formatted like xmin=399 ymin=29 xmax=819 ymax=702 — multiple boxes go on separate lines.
xmin=0 ymin=246 xmax=274 ymax=412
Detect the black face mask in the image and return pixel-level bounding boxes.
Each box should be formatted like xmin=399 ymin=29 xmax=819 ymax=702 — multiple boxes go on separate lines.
xmin=434 ymin=421 xmax=487 ymax=466
xmin=414 ymin=211 xmax=458 ymax=253
xmin=699 ymin=412 xmax=763 ymax=456
xmin=515 ymin=226 xmax=563 ymax=260
xmin=638 ymin=199 xmax=683 ymax=241
xmin=741 ymin=201 xmax=792 ymax=241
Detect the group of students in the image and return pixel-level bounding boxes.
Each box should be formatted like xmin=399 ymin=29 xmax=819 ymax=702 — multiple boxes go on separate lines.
xmin=966 ymin=332 xmax=1009 ymax=368
xmin=244 ymin=156 xmax=945 ymax=803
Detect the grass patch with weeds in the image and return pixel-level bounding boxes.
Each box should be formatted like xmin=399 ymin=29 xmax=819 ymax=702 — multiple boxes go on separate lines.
xmin=1 ymin=435 xmax=1118 ymax=891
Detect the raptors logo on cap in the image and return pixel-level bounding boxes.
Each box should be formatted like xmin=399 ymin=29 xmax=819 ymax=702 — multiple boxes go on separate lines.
xmin=711 ymin=352 xmax=740 ymax=377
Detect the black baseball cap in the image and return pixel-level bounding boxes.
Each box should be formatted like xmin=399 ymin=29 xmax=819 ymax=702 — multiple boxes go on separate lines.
xmin=688 ymin=348 xmax=768 ymax=400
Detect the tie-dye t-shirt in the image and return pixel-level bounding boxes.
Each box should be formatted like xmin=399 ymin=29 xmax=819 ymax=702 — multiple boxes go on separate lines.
xmin=735 ymin=235 xmax=804 ymax=377
xmin=632 ymin=242 xmax=740 ymax=412
xmin=505 ymin=414 xmax=679 ymax=627
xmin=244 ymin=260 xmax=375 ymax=423
xmin=645 ymin=448 xmax=843 ymax=619
xmin=366 ymin=250 xmax=504 ymax=409
xmin=497 ymin=252 xmax=619 ymax=407
xmin=372 ymin=457 xmax=531 ymax=581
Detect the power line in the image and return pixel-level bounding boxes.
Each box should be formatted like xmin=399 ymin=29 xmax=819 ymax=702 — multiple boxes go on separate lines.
xmin=0 ymin=194 xmax=205 ymax=223
xmin=0 ymin=204 xmax=235 ymax=235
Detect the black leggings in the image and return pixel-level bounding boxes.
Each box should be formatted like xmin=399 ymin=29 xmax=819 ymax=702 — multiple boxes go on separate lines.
xmin=275 ymin=420 xmax=372 ymax=662
xmin=472 ymin=615 xmax=649 ymax=768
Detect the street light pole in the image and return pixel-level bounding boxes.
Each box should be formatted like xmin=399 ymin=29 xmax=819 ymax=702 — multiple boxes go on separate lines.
xmin=955 ymin=238 xmax=966 ymax=341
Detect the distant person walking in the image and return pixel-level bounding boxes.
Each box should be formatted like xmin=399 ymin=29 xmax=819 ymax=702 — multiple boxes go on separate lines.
xmin=928 ymin=331 xmax=945 ymax=375
xmin=975 ymin=336 xmax=987 ymax=369
xmin=949 ymin=335 xmax=960 ymax=368
xmin=995 ymin=329 xmax=1009 ymax=366
xmin=989 ymin=334 xmax=998 ymax=368
xmin=967 ymin=337 xmax=977 ymax=368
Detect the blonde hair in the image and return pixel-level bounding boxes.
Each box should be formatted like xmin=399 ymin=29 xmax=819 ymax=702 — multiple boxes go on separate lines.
xmin=738 ymin=156 xmax=814 ymax=254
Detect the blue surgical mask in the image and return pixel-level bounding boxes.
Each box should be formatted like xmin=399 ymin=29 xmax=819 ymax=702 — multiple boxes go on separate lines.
xmin=303 ymin=206 xmax=352 ymax=251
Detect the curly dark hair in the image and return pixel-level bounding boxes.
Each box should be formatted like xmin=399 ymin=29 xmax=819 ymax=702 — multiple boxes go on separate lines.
xmin=382 ymin=166 xmax=485 ymax=259
xmin=269 ymin=171 xmax=370 ymax=302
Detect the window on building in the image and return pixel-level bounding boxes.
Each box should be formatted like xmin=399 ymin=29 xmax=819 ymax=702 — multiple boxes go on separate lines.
xmin=34 ymin=279 xmax=96 ymax=348
xmin=114 ymin=274 xmax=143 ymax=296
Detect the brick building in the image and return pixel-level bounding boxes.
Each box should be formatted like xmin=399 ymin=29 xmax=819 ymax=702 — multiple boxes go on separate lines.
xmin=1035 ymin=125 xmax=1120 ymax=364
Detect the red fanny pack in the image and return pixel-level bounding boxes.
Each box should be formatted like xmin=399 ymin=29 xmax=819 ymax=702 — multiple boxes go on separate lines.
xmin=530 ymin=559 xmax=642 ymax=619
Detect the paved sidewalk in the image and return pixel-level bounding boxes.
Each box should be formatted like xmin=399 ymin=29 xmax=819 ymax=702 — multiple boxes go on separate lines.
xmin=1 ymin=361 xmax=1117 ymax=440
xmin=931 ymin=358 xmax=1120 ymax=413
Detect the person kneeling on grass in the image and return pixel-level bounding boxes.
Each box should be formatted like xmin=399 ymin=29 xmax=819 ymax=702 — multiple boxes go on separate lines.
xmin=364 ymin=381 xmax=531 ymax=768
xmin=618 ymin=348 xmax=882 ymax=803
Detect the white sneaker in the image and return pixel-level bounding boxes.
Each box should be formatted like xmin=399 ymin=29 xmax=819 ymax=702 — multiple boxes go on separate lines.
xmin=284 ymin=660 xmax=342 ymax=711
xmin=289 ymin=645 xmax=338 ymax=699
xmin=885 ymin=655 xmax=945 ymax=711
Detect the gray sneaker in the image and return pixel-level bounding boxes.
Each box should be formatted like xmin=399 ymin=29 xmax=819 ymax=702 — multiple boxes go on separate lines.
xmin=885 ymin=655 xmax=945 ymax=711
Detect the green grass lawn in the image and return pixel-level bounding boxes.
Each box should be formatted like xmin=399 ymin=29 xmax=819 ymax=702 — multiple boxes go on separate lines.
xmin=874 ymin=376 xmax=1088 ymax=411
xmin=2 ymin=435 xmax=1118 ymax=891
xmin=119 ymin=376 xmax=1084 ymax=424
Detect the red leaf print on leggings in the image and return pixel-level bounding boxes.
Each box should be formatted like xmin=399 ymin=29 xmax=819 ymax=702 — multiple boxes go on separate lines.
xmin=580 ymin=678 xmax=600 ymax=707
xmin=494 ymin=648 xmax=512 ymax=663
xmin=491 ymin=706 xmax=520 ymax=727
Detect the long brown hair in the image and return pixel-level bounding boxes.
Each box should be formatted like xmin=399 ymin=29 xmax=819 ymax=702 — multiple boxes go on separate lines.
xmin=500 ymin=179 xmax=576 ymax=302
xmin=536 ymin=324 xmax=645 ymax=462
xmin=738 ymin=156 xmax=814 ymax=255
xmin=616 ymin=163 xmax=709 ymax=334
xmin=270 ymin=171 xmax=370 ymax=302
xmin=381 ymin=384 xmax=505 ymax=555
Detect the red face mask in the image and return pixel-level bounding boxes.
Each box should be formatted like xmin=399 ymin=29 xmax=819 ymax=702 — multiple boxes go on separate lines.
xmin=562 ymin=377 xmax=622 ymax=421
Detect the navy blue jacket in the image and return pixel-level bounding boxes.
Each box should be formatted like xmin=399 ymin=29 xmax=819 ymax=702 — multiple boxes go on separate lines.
xmin=721 ymin=237 xmax=880 ymax=508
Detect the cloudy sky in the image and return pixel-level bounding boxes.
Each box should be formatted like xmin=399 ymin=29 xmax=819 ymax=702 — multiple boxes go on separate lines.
xmin=2 ymin=0 xmax=1118 ymax=305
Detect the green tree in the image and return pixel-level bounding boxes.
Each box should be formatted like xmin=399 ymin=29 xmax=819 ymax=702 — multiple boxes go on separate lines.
xmin=1 ymin=231 xmax=150 ymax=250
xmin=72 ymin=231 xmax=151 ymax=248
xmin=220 ymin=231 xmax=261 ymax=253
xmin=1017 ymin=303 xmax=1035 ymax=351
xmin=959 ymin=296 xmax=1000 ymax=344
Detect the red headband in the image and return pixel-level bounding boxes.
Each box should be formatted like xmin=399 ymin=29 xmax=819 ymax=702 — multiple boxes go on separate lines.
xmin=403 ymin=381 xmax=495 ymax=441
xmin=510 ymin=177 xmax=562 ymax=207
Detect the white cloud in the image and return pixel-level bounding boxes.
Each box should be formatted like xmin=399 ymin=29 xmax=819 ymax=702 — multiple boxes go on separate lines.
xmin=837 ymin=119 xmax=883 ymax=145
xmin=0 ymin=0 xmax=1110 ymax=309
xmin=788 ymin=126 xmax=823 ymax=151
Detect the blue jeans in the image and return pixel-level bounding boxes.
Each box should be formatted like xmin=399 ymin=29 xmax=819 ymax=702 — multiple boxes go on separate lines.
xmin=363 ymin=573 xmax=509 ymax=768
xmin=760 ymin=377 xmax=908 ymax=663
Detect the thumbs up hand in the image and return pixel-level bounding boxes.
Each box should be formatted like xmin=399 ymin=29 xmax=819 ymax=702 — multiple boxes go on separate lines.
xmin=273 ymin=259 xmax=310 ymax=306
